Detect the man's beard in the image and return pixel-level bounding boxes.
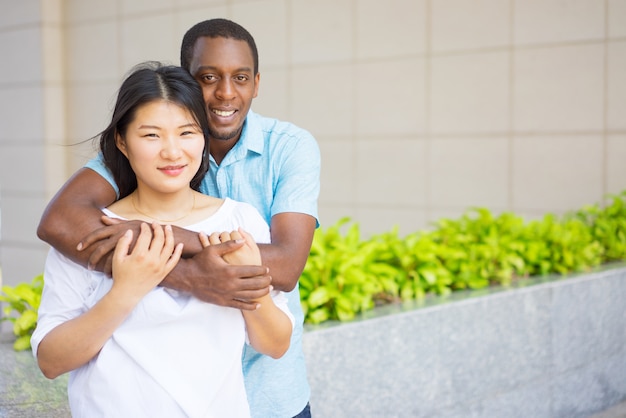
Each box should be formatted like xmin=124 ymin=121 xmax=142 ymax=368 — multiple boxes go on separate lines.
xmin=209 ymin=126 xmax=241 ymax=141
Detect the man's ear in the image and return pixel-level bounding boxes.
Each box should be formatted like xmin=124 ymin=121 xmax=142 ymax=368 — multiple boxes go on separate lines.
xmin=253 ymin=72 xmax=260 ymax=99
xmin=116 ymin=133 xmax=129 ymax=158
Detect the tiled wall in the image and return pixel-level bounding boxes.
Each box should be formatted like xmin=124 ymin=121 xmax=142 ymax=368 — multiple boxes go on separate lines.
xmin=0 ymin=0 xmax=625 ymax=286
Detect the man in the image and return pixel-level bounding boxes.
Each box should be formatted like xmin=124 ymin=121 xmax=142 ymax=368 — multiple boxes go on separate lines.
xmin=37 ymin=18 xmax=319 ymax=418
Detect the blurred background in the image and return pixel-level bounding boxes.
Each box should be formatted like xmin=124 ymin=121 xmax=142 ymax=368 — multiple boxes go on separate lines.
xmin=0 ymin=0 xmax=625 ymax=289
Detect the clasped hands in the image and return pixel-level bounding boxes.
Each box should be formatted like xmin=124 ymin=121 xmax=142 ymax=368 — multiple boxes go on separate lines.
xmin=77 ymin=215 xmax=272 ymax=310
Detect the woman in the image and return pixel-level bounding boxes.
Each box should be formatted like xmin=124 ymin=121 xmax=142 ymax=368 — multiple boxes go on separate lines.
xmin=31 ymin=62 xmax=293 ymax=417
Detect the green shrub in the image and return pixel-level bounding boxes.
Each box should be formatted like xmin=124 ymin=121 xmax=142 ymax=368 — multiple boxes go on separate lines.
xmin=300 ymin=191 xmax=626 ymax=324
xmin=0 ymin=274 xmax=43 ymax=351
xmin=2 ymin=192 xmax=626 ymax=348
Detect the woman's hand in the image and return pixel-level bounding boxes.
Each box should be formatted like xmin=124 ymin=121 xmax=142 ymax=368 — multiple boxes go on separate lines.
xmin=199 ymin=228 xmax=261 ymax=266
xmin=111 ymin=222 xmax=183 ymax=304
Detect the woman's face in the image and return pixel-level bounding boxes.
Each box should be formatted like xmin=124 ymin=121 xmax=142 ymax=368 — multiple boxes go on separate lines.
xmin=116 ymin=100 xmax=205 ymax=194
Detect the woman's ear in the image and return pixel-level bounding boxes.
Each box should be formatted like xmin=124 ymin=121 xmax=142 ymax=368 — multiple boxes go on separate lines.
xmin=116 ymin=133 xmax=129 ymax=158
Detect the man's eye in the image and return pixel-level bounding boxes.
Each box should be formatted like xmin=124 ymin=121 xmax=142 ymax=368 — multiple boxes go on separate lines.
xmin=202 ymin=75 xmax=216 ymax=82
xmin=235 ymin=75 xmax=248 ymax=82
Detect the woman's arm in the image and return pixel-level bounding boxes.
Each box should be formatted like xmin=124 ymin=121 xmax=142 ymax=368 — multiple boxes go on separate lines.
xmin=37 ymin=223 xmax=182 ymax=379
xmin=200 ymin=230 xmax=292 ymax=358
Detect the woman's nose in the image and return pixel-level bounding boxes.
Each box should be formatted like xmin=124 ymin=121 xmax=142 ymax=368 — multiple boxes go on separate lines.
xmin=161 ymin=137 xmax=182 ymax=159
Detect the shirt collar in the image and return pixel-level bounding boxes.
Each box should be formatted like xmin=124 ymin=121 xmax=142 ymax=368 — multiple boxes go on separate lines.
xmin=213 ymin=110 xmax=263 ymax=167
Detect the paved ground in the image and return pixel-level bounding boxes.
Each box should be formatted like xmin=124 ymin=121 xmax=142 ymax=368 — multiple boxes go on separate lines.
xmin=0 ymin=334 xmax=69 ymax=418
xmin=590 ymin=402 xmax=626 ymax=418
xmin=1 ymin=332 xmax=625 ymax=418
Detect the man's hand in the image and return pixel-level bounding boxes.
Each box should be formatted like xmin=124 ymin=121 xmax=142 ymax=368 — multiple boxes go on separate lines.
xmin=77 ymin=216 xmax=143 ymax=275
xmin=173 ymin=240 xmax=271 ymax=310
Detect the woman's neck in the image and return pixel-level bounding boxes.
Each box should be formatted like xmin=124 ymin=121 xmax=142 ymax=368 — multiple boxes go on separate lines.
xmin=130 ymin=188 xmax=196 ymax=224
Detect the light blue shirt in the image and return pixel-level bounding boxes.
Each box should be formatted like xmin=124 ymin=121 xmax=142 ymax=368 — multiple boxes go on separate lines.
xmin=86 ymin=110 xmax=320 ymax=418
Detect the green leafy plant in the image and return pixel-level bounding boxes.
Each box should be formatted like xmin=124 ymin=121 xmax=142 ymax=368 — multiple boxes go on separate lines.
xmin=300 ymin=191 xmax=626 ymax=324
xmin=0 ymin=274 xmax=43 ymax=351
xmin=3 ymin=193 xmax=626 ymax=348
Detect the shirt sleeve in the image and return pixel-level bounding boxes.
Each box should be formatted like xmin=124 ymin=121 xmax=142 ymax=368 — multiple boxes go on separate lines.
xmin=270 ymin=130 xmax=320 ymax=227
xmin=31 ymin=250 xmax=94 ymax=358
xmin=84 ymin=153 xmax=120 ymax=198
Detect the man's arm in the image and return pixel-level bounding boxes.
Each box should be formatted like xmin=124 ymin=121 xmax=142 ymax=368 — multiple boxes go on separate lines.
xmin=38 ymin=168 xmax=270 ymax=310
xmin=258 ymin=212 xmax=317 ymax=293
xmin=37 ymin=168 xmax=118 ymax=267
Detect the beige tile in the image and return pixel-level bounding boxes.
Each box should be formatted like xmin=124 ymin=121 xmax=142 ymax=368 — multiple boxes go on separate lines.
xmin=176 ymin=6 xmax=231 ymax=44
xmin=0 ymin=144 xmax=45 ymax=194
xmin=428 ymin=207 xmax=479 ymax=226
xmin=0 ymin=86 xmax=44 ymax=143
xmin=291 ymin=64 xmax=354 ymax=137
xmin=430 ymin=137 xmax=509 ymax=209
xmin=356 ymin=0 xmax=426 ymax=59
xmin=121 ymin=14 xmax=178 ymax=71
xmin=121 ymin=0 xmax=174 ymax=16
xmin=67 ymin=140 xmax=100 ymax=174
xmin=67 ymin=81 xmax=118 ymax=144
xmin=41 ymin=0 xmax=62 ymax=25
xmin=431 ymin=0 xmax=511 ymax=53
xmin=607 ymin=135 xmax=626 ymax=195
xmin=513 ymin=44 xmax=604 ymax=132
xmin=177 ymin=0 xmax=225 ymax=8
xmin=430 ymin=51 xmax=510 ymax=134
xmin=356 ymin=138 xmax=427 ymax=206
xmin=354 ymin=207 xmax=428 ymax=238
xmin=0 ymin=28 xmax=42 ymax=83
xmin=67 ymin=21 xmax=119 ymax=82
xmin=609 ymin=0 xmax=626 ymax=38
xmin=318 ymin=205 xmax=358 ymax=230
xmin=233 ymin=0 xmax=288 ymax=68
xmin=512 ymin=135 xmax=603 ymax=212
xmin=43 ymin=143 xmax=69 ymax=200
xmin=0 ymin=0 xmax=40 ymax=28
xmin=1 ymin=195 xmax=47 ymax=246
xmin=608 ymin=41 xmax=626 ymax=131
xmin=356 ymin=58 xmax=426 ymax=136
xmin=64 ymin=0 xmax=117 ymax=23
xmin=251 ymin=68 xmax=289 ymax=122
xmin=0 ymin=246 xmax=49 ymax=288
xmin=318 ymin=138 xmax=356 ymax=205
xmin=514 ymin=0 xmax=605 ymax=45
xmin=43 ymin=85 xmax=66 ymax=143
xmin=291 ymin=0 xmax=352 ymax=64
xmin=42 ymin=26 xmax=63 ymax=83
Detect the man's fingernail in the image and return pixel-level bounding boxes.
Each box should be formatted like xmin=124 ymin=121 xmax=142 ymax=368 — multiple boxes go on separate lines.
xmin=76 ymin=242 xmax=83 ymax=251
xmin=87 ymin=263 xmax=93 ymax=271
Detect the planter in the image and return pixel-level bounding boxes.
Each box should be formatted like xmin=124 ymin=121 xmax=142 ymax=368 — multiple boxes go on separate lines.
xmin=302 ymin=263 xmax=626 ymax=418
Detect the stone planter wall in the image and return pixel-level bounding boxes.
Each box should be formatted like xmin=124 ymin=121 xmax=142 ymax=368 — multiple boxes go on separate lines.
xmin=302 ymin=264 xmax=626 ymax=418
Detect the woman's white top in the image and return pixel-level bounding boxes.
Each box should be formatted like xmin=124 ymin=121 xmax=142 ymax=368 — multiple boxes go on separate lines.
xmin=31 ymin=198 xmax=293 ymax=418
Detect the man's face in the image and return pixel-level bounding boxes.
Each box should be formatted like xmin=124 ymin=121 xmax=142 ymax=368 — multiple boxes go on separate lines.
xmin=188 ymin=36 xmax=259 ymax=143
